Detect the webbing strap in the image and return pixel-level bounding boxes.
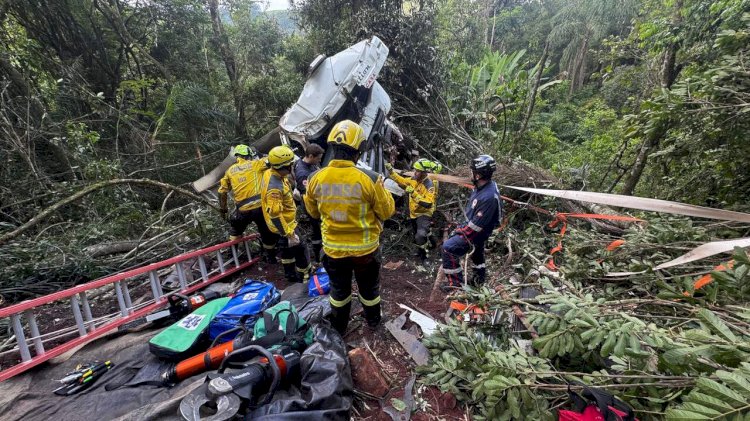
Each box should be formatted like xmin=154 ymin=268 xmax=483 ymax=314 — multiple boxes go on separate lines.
xmin=235 ymin=195 xmax=261 ymax=209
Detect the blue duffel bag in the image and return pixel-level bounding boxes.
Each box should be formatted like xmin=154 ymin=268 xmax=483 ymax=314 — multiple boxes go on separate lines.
xmin=208 ymin=280 xmax=280 ymax=342
xmin=308 ymin=267 xmax=331 ymax=297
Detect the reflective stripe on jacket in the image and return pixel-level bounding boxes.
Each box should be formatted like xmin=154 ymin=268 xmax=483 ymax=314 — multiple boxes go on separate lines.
xmin=218 ymin=158 xmax=268 ymax=211
xmin=261 ymin=169 xmax=298 ymax=236
xmin=456 ymin=181 xmax=502 ymax=242
xmin=389 ymin=172 xmax=436 ymax=219
xmin=304 ymin=160 xmax=395 ymax=258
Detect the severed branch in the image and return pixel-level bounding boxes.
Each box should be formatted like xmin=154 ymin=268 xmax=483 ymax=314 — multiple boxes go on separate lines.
xmin=0 ymin=178 xmax=220 ymax=245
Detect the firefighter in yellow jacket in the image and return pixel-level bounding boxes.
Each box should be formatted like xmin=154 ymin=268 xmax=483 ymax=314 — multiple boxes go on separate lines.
xmin=261 ymin=145 xmax=311 ymax=283
xmin=304 ymin=120 xmax=396 ymax=334
xmin=386 ymin=158 xmax=441 ymax=264
xmin=218 ymin=145 xmax=277 ymax=262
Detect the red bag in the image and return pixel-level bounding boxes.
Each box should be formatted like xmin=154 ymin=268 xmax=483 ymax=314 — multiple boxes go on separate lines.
xmin=558 ymin=386 xmax=638 ymax=421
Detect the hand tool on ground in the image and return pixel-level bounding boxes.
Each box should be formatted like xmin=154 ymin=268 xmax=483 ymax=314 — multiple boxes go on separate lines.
xmin=53 ymin=360 xmax=114 ymax=396
xmin=164 ymin=320 xmax=288 ymax=383
xmin=146 ymin=291 xmax=222 ymax=324
xmin=179 ymin=345 xmax=301 ymax=421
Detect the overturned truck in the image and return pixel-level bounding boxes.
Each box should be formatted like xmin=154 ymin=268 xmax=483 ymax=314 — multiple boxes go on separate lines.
xmin=193 ymin=36 xmax=408 ymax=194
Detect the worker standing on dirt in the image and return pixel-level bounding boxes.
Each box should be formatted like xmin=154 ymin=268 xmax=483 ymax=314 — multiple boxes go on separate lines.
xmin=262 ymin=145 xmax=311 ymax=283
xmin=304 ymin=120 xmax=395 ymax=334
xmin=442 ymin=154 xmax=502 ymax=289
xmin=294 ymin=144 xmax=325 ymax=262
xmin=218 ymin=145 xmax=277 ymax=262
xmin=386 ymin=159 xmax=440 ymax=265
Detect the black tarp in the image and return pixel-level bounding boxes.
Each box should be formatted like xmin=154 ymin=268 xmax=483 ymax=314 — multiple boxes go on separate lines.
xmin=1 ymin=294 xmax=351 ymax=421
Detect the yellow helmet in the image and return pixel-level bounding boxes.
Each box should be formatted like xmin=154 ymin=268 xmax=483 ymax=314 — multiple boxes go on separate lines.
xmin=413 ymin=158 xmax=436 ymax=173
xmin=233 ymin=144 xmax=255 ymax=158
xmin=327 ymin=120 xmax=366 ymax=151
xmin=267 ymin=145 xmax=295 ymax=169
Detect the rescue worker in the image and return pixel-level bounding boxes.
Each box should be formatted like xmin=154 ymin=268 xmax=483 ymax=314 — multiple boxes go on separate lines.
xmin=218 ymin=145 xmax=277 ymax=262
xmin=441 ymin=154 xmax=502 ymax=289
xmin=386 ymin=159 xmax=440 ymax=264
xmin=261 ymin=145 xmax=311 ymax=283
xmin=294 ymin=143 xmax=325 ymax=262
xmin=304 ymin=120 xmax=395 ymax=335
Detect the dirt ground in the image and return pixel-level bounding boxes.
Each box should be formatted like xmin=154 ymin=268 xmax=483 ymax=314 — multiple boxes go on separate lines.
xmin=242 ymin=246 xmax=467 ymax=421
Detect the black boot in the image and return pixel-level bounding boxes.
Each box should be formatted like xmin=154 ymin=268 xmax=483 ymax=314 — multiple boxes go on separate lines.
xmin=469 ymin=268 xmax=486 ymax=287
xmin=362 ymin=301 xmax=382 ymax=328
xmin=329 ymin=302 xmax=352 ymax=335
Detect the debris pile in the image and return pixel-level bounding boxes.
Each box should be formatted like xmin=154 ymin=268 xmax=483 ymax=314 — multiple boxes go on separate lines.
xmin=417 ymin=209 xmax=750 ymax=420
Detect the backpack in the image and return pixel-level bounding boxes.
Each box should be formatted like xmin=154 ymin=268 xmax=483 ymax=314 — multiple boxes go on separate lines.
xmin=559 ymin=386 xmax=637 ymax=421
xmin=208 ymin=280 xmax=281 ymax=342
xmin=252 ymin=301 xmax=314 ymax=352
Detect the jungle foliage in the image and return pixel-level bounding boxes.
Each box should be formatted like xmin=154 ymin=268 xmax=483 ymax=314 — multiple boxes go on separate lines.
xmin=1 ymin=0 xmax=750 ymax=418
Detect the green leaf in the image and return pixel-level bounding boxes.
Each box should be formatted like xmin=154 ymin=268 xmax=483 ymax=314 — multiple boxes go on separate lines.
xmin=695 ymin=378 xmax=747 ymax=407
xmin=679 ymin=402 xmax=722 ymax=417
xmin=715 ymin=370 xmax=750 ymax=397
xmin=697 ymin=309 xmax=737 ymax=342
xmin=664 ymin=409 xmax=711 ymax=420
xmin=688 ymin=392 xmax=736 ymax=412
xmin=390 ymin=398 xmax=407 ymax=412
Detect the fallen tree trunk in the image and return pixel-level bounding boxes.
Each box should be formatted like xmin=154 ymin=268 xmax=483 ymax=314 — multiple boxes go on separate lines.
xmin=83 ymin=241 xmax=141 ymax=258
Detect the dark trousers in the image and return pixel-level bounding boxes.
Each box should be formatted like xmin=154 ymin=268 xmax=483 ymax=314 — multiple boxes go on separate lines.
xmin=300 ymin=208 xmax=322 ymax=262
xmin=412 ymin=215 xmax=431 ymax=260
xmin=229 ymin=207 xmax=279 ymax=260
xmin=441 ymin=234 xmax=487 ymax=287
xmin=278 ymin=227 xmax=311 ymax=283
xmin=323 ymin=250 xmax=382 ymax=334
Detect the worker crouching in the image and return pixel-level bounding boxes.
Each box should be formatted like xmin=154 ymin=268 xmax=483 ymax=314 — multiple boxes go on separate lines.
xmin=304 ymin=120 xmax=396 ymax=335
xmin=261 ymin=145 xmax=311 ymax=283
xmin=218 ymin=145 xmax=277 ymax=262
xmin=387 ymin=158 xmax=441 ymax=265
xmin=442 ymin=155 xmax=502 ymax=289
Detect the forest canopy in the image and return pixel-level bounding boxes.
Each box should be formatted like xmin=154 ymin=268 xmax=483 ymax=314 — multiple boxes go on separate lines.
xmin=0 ymin=0 xmax=748 ymax=297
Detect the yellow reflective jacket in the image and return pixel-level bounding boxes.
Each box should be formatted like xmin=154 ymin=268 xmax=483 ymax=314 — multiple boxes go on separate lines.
xmin=304 ymin=160 xmax=395 ymax=258
xmin=261 ymin=168 xmax=298 ymax=236
xmin=218 ymin=158 xmax=268 ymax=211
xmin=390 ymin=172 xmax=436 ymax=219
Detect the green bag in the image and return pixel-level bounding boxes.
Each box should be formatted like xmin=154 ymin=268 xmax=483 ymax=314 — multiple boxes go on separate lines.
xmin=253 ymin=301 xmax=314 ymax=352
xmin=149 ymin=297 xmax=230 ymax=361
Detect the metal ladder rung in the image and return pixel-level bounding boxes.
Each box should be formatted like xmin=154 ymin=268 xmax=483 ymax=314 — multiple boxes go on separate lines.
xmin=79 ymin=292 xmax=95 ymax=332
xmin=243 ymin=241 xmax=252 ymax=262
xmin=70 ymin=295 xmax=87 ymax=337
xmin=114 ymin=281 xmax=129 ymax=317
xmin=11 ymin=314 xmax=31 ymax=362
xmin=198 ymin=255 xmax=209 ymax=282
xmin=149 ymin=270 xmax=162 ymax=300
xmin=216 ymin=250 xmax=226 ymax=274
xmin=231 ymin=244 xmax=240 ymax=268
xmin=24 ymin=310 xmax=45 ymax=356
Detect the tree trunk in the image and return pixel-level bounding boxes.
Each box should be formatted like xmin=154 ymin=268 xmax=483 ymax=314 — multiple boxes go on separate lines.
xmin=514 ymin=40 xmax=549 ymax=149
xmin=206 ymin=0 xmax=246 ymax=140
xmin=620 ymin=1 xmax=682 ymax=195
xmin=569 ymin=35 xmax=589 ymax=96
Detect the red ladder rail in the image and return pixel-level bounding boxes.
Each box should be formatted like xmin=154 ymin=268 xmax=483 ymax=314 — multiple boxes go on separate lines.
xmin=0 ymin=235 xmax=260 ymax=382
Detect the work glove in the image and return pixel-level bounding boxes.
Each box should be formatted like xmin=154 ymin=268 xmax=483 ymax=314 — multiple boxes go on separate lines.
xmin=405 ymin=186 xmax=415 ymax=194
xmin=385 ymin=163 xmax=394 ymax=175
xmin=293 ymin=188 xmax=302 ymax=202
xmin=288 ymin=233 xmax=301 ymax=247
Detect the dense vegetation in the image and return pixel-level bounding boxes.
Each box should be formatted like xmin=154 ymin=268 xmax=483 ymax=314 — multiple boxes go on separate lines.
xmin=0 ymin=0 xmax=747 ymax=302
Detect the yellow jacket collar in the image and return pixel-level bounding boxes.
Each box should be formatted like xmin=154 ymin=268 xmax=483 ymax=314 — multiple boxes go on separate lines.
xmin=328 ymin=159 xmax=355 ymax=168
